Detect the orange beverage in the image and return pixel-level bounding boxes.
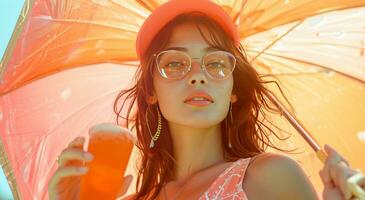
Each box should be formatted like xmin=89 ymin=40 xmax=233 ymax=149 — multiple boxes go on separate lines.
xmin=79 ymin=123 xmax=135 ymax=200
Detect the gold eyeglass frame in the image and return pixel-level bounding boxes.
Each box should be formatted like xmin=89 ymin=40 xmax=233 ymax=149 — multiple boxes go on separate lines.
xmin=153 ymin=49 xmax=237 ymax=81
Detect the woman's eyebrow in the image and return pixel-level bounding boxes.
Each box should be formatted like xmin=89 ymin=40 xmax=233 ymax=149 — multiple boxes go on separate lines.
xmin=163 ymin=46 xmax=220 ymax=52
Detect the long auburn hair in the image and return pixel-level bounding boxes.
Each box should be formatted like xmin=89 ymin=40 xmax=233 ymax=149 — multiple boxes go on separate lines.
xmin=114 ymin=12 xmax=297 ymax=199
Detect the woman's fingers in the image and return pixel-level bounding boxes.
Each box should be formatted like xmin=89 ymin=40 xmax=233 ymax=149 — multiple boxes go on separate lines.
xmin=48 ymin=166 xmax=88 ymax=193
xmin=330 ymin=161 xmax=358 ymax=199
xmin=57 ymin=137 xmax=93 ymax=167
xmin=49 ymin=137 xmax=91 ymax=199
xmin=67 ymin=137 xmax=85 ymax=149
xmin=322 ymin=182 xmax=344 ymax=200
xmin=54 ymin=166 xmax=88 ymax=180
xmin=320 ymin=169 xmax=333 ymax=187
xmin=321 ymin=144 xmax=346 ymax=185
xmin=323 ymin=144 xmax=355 ymax=199
xmin=325 ymin=144 xmax=349 ymax=167
xmin=58 ymin=148 xmax=93 ymax=167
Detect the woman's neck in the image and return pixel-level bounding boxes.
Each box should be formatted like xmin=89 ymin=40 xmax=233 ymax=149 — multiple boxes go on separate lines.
xmin=168 ymin=122 xmax=225 ymax=182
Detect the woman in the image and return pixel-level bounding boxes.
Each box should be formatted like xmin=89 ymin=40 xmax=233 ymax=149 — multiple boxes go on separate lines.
xmin=48 ymin=0 xmax=365 ymax=199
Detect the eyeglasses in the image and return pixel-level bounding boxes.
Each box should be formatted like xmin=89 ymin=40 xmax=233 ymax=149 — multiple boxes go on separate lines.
xmin=153 ymin=50 xmax=237 ymax=80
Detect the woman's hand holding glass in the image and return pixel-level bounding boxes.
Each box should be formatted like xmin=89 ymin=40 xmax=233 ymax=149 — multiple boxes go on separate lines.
xmin=48 ymin=126 xmax=135 ymax=200
xmin=48 ymin=137 xmax=93 ymax=200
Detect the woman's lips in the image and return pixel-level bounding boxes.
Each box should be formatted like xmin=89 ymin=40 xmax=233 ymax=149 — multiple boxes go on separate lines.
xmin=184 ymin=99 xmax=212 ymax=107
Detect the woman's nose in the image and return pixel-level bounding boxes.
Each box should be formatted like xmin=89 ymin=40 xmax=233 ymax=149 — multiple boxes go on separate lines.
xmin=188 ymin=59 xmax=208 ymax=85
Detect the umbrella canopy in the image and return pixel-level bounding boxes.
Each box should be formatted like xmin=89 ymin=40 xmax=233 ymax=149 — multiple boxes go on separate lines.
xmin=0 ymin=0 xmax=365 ymax=199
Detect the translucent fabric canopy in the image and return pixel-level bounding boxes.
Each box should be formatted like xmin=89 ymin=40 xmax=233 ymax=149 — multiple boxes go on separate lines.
xmin=0 ymin=0 xmax=365 ymax=199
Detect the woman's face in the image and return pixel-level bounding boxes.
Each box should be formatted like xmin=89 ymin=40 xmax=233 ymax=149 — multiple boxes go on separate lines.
xmin=152 ymin=22 xmax=234 ymax=129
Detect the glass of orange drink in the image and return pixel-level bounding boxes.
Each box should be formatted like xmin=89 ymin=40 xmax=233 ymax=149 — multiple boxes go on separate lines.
xmin=79 ymin=123 xmax=135 ymax=200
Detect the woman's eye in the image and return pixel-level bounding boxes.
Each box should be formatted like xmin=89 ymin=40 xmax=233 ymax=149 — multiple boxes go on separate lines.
xmin=207 ymin=62 xmax=224 ymax=68
xmin=165 ymin=61 xmax=183 ymax=68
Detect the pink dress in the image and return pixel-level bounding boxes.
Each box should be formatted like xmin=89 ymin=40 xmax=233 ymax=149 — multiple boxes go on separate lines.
xmin=198 ymin=157 xmax=251 ymax=200
xmin=119 ymin=157 xmax=252 ymax=200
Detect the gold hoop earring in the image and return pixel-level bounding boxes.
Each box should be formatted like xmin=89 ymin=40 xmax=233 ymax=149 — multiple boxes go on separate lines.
xmin=146 ymin=106 xmax=162 ymax=148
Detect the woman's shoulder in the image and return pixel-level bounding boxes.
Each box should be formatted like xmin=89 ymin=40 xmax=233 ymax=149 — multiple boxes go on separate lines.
xmin=243 ymin=152 xmax=296 ymax=184
xmin=247 ymin=152 xmax=295 ymax=168
xmin=245 ymin=152 xmax=308 ymax=183
xmin=241 ymin=152 xmax=293 ymax=174
xmin=243 ymin=152 xmax=318 ymax=200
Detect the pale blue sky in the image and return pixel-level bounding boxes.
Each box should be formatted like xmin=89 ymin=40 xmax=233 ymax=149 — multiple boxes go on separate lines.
xmin=0 ymin=0 xmax=25 ymax=61
xmin=0 ymin=0 xmax=25 ymax=199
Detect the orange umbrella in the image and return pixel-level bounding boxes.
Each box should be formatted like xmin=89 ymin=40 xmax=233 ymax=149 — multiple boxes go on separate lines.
xmin=0 ymin=0 xmax=365 ymax=199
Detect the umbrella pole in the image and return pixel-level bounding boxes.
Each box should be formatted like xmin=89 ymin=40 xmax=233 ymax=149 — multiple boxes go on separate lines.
xmin=264 ymin=90 xmax=365 ymax=198
xmin=263 ymin=90 xmax=327 ymax=163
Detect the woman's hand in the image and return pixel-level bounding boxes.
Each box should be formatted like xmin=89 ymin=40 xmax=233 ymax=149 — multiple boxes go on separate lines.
xmin=319 ymin=144 xmax=365 ymax=200
xmin=48 ymin=137 xmax=94 ymax=200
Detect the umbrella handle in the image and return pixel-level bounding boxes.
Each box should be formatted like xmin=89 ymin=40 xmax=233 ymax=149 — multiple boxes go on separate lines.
xmin=316 ymin=149 xmax=365 ymax=199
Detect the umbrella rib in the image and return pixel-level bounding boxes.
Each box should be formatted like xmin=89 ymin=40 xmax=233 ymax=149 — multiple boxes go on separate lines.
xmin=232 ymin=0 xmax=247 ymax=24
xmin=135 ymin=0 xmax=159 ymax=12
xmin=300 ymin=41 xmax=364 ymax=49
xmin=8 ymin=23 xmax=134 ymax=75
xmin=6 ymin=25 xmax=75 ymax=75
xmin=241 ymin=4 xmax=365 ymax=39
xmin=249 ymin=19 xmax=305 ymax=63
xmin=261 ymin=71 xmax=327 ymax=76
xmin=32 ymin=37 xmax=134 ymax=55
xmin=248 ymin=49 xmax=365 ymax=84
xmin=108 ymin=0 xmax=148 ymax=19
xmin=48 ymin=18 xmax=137 ymax=33
xmin=0 ymin=61 xmax=139 ymax=96
xmin=250 ymin=49 xmax=319 ymax=74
